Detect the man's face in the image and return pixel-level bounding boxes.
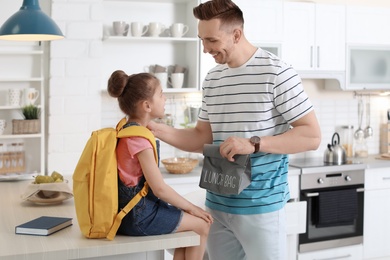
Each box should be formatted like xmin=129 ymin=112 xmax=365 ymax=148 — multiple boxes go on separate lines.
xmin=198 ymin=19 xmax=236 ymax=65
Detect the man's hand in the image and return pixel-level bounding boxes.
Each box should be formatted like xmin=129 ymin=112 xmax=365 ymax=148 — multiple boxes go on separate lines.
xmin=219 ymin=136 xmax=254 ymax=162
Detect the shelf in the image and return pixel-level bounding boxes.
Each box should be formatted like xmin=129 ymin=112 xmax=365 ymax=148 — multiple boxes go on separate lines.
xmin=0 ymin=50 xmax=43 ymax=55
xmin=0 ymin=105 xmax=42 ymax=110
xmin=0 ymin=43 xmax=45 ymax=177
xmin=0 ymin=105 xmax=22 ymax=110
xmin=103 ymin=36 xmax=199 ymax=43
xmin=0 ymin=78 xmax=43 ymax=82
xmin=0 ymin=133 xmax=42 ymax=139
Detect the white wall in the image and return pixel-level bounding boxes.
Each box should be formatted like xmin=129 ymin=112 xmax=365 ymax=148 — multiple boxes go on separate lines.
xmin=2 ymin=1 xmax=389 ymax=175
xmin=49 ymin=0 xmax=390 ymax=174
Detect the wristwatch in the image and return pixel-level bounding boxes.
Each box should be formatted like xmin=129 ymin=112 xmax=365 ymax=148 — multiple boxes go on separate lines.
xmin=249 ymin=136 xmax=261 ymax=154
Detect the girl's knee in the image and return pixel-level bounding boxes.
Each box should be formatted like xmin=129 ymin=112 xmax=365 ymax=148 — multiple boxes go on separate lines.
xmin=199 ymin=221 xmax=211 ymax=237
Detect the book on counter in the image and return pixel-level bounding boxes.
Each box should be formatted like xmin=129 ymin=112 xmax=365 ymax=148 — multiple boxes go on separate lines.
xmin=15 ymin=216 xmax=72 ymax=236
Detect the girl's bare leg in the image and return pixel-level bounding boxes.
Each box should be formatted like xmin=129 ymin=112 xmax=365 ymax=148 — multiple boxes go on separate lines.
xmin=174 ymin=212 xmax=210 ymax=260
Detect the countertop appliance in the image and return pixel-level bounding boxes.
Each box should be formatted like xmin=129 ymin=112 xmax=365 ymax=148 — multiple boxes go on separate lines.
xmin=290 ymin=158 xmax=365 ymax=253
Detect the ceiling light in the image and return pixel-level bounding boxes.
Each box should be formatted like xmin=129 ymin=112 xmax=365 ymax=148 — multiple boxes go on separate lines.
xmin=0 ymin=0 xmax=64 ymax=41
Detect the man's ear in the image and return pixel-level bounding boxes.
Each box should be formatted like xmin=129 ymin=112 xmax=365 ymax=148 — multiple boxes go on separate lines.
xmin=233 ymin=28 xmax=242 ymax=43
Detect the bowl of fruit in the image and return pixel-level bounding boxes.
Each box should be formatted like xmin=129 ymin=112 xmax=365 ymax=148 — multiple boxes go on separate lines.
xmin=21 ymin=171 xmax=73 ymax=204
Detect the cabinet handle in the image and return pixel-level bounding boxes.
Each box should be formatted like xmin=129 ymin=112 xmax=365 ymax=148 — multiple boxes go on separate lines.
xmin=317 ymin=46 xmax=320 ymax=68
xmin=383 ymin=177 xmax=390 ymax=181
xmin=313 ymin=254 xmax=352 ymax=260
xmin=310 ymin=46 xmax=314 ymax=68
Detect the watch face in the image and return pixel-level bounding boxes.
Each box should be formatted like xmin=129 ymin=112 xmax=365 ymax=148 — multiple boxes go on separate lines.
xmin=250 ymin=136 xmax=260 ymax=144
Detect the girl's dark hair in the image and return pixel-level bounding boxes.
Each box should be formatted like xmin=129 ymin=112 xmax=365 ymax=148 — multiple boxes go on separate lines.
xmin=193 ymin=0 xmax=244 ymax=29
xmin=107 ymin=70 xmax=157 ymax=117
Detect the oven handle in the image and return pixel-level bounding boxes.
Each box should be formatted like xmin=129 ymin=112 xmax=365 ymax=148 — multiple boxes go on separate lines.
xmin=304 ymin=188 xmax=364 ymax=197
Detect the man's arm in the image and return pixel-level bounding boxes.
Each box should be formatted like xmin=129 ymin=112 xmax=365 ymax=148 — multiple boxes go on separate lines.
xmin=219 ymin=110 xmax=321 ymax=161
xmin=148 ymin=120 xmax=213 ymax=153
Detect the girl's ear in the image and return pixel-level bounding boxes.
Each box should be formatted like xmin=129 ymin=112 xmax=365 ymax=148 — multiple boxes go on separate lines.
xmin=142 ymin=100 xmax=152 ymax=112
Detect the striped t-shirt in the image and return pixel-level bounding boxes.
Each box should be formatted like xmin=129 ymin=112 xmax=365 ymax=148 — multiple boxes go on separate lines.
xmin=199 ymin=48 xmax=313 ymax=215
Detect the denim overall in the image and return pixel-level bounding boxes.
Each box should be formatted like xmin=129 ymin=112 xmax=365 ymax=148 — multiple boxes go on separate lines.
xmin=117 ymin=122 xmax=183 ymax=236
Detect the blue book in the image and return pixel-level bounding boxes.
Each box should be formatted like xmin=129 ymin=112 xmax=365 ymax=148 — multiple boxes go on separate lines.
xmin=15 ymin=216 xmax=72 ymax=236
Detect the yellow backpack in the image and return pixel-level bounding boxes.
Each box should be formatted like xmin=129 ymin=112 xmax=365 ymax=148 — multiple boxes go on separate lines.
xmin=73 ymin=118 xmax=158 ymax=240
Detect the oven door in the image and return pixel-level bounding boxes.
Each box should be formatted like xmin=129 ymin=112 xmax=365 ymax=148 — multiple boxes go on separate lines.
xmin=299 ymin=184 xmax=364 ymax=253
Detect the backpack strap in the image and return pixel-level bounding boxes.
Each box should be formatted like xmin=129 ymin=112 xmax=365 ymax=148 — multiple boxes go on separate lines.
xmin=116 ymin=117 xmax=158 ymax=163
xmin=106 ymin=118 xmax=158 ymax=241
xmin=106 ymin=182 xmax=149 ymax=240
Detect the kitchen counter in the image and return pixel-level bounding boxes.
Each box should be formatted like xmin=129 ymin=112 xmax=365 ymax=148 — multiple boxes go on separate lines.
xmin=161 ymin=165 xmax=301 ymax=179
xmin=0 ymin=178 xmax=199 ymax=260
xmin=356 ymin=154 xmax=390 ymax=169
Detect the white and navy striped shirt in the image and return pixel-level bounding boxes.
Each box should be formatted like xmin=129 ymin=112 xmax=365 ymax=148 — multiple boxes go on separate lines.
xmin=200 ymin=48 xmax=313 ymax=214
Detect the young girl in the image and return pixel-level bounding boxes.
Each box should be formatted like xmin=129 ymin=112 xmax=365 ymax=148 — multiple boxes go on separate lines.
xmin=107 ymin=70 xmax=213 ymax=260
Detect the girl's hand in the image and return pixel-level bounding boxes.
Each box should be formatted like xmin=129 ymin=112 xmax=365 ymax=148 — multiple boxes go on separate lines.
xmin=186 ymin=205 xmax=214 ymax=224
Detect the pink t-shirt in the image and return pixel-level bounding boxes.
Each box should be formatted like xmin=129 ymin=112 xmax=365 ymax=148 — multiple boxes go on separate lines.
xmin=116 ymin=137 xmax=153 ymax=187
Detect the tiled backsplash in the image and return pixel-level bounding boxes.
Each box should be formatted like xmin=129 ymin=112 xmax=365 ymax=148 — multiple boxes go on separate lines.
xmin=102 ymin=83 xmax=390 ymax=161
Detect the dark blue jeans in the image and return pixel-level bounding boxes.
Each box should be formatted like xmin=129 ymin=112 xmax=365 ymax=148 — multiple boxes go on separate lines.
xmin=117 ymin=177 xmax=183 ymax=236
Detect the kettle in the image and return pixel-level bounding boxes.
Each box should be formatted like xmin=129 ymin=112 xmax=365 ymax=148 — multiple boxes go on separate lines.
xmin=323 ymin=132 xmax=347 ymax=165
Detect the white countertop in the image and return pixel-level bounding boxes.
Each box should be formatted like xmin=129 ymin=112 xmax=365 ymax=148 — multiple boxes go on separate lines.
xmin=161 ymin=164 xmax=301 ymax=180
xmin=357 ymin=154 xmax=390 ymax=169
xmin=0 ymin=178 xmax=199 ymax=260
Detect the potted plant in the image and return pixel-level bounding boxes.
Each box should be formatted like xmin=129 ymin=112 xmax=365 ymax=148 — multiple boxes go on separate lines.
xmin=12 ymin=105 xmax=41 ymax=134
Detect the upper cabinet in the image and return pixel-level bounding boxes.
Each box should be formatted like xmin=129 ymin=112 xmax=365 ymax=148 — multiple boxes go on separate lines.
xmin=344 ymin=5 xmax=390 ymax=90
xmin=102 ymin=0 xmax=201 ymax=93
xmin=347 ymin=6 xmax=390 ymax=45
xmin=234 ymin=0 xmax=283 ymax=44
xmin=282 ymin=2 xmax=346 ymax=72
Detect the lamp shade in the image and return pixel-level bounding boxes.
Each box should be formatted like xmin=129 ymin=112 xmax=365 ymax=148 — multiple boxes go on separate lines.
xmin=0 ymin=0 xmax=64 ymax=41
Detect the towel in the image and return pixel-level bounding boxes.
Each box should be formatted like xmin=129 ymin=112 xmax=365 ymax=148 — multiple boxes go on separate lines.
xmin=316 ymin=188 xmax=358 ymax=227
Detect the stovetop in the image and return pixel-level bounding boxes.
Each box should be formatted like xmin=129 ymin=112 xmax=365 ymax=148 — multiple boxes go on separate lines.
xmin=289 ymin=157 xmax=366 ymax=174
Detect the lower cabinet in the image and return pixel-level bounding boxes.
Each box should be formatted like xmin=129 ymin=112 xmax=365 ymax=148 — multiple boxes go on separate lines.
xmin=363 ymin=167 xmax=390 ymax=259
xmin=298 ymin=244 xmax=363 ymax=260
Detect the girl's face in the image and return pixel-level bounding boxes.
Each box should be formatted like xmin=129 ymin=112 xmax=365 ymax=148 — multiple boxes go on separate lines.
xmin=149 ymin=82 xmax=166 ymax=119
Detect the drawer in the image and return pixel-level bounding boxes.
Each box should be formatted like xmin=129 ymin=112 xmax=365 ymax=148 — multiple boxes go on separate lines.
xmin=365 ymin=168 xmax=390 ymax=190
xmin=288 ymin=175 xmax=300 ymax=199
xmin=298 ymin=244 xmax=363 ymax=260
xmin=286 ymin=201 xmax=306 ymax=235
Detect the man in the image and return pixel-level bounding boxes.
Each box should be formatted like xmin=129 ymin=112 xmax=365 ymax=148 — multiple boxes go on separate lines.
xmin=149 ymin=0 xmax=321 ymax=259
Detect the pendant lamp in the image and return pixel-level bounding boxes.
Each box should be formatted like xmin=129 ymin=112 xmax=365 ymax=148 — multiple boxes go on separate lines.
xmin=0 ymin=0 xmax=64 ymax=41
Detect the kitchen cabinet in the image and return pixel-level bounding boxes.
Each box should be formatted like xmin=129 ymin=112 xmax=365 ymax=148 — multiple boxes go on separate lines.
xmin=282 ymin=2 xmax=346 ymax=73
xmin=298 ymin=244 xmax=363 ymax=260
xmin=347 ymin=6 xmax=390 ymax=45
xmin=233 ymin=0 xmax=283 ymax=44
xmin=363 ymin=167 xmax=390 ymax=259
xmin=102 ymin=0 xmax=201 ymax=93
xmin=345 ymin=45 xmax=390 ymax=90
xmin=0 ymin=42 xmax=45 ymax=177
